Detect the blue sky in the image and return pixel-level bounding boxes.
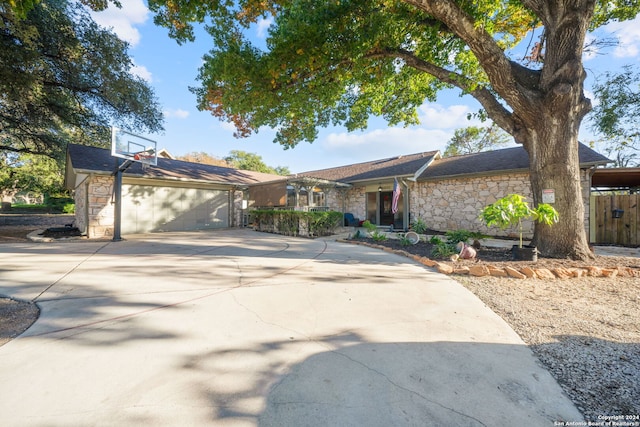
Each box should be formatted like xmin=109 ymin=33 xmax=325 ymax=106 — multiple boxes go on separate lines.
xmin=90 ymin=2 xmax=640 ymax=173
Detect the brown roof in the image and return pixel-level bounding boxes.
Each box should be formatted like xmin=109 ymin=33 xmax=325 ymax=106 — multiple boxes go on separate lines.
xmin=298 ymin=151 xmax=440 ymax=182
xmin=67 ymin=144 xmax=284 ymax=186
xmin=418 ymin=143 xmax=611 ymax=181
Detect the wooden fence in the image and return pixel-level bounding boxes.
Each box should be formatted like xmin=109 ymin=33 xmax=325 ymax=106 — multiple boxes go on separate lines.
xmin=591 ymin=194 xmax=640 ymax=246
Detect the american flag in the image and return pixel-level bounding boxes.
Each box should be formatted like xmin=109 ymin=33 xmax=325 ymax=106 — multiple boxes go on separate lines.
xmin=392 ymin=178 xmax=401 ymax=214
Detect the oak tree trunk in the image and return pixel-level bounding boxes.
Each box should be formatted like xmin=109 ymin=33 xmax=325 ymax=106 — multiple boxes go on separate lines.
xmin=522 ymin=117 xmax=593 ymax=260
xmin=514 ymin=1 xmax=596 ymax=260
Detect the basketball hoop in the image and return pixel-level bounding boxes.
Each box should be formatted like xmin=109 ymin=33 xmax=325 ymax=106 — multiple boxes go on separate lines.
xmin=110 ymin=127 xmax=158 ymax=241
xmin=111 ymin=127 xmax=158 ymax=166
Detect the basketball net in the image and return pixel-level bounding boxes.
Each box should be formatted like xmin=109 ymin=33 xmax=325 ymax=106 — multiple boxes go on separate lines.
xmin=133 ymin=152 xmax=153 ymax=172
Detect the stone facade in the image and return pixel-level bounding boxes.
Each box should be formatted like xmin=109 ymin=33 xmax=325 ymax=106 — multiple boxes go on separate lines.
xmin=73 ymin=175 xmax=115 ymax=239
xmin=337 ymin=171 xmax=593 ymax=238
xmin=412 ymin=172 xmax=533 ymax=237
xmin=326 ymin=186 xmax=367 ymax=222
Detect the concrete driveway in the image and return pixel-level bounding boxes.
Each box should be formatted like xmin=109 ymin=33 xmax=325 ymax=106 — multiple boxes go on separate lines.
xmin=0 ymin=229 xmax=581 ymax=426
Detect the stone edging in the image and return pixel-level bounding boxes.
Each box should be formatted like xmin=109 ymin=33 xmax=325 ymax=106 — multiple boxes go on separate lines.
xmin=338 ymin=239 xmax=640 ymax=279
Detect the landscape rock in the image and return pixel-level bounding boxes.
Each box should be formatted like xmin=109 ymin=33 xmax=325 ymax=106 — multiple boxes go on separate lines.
xmin=436 ymin=262 xmax=454 ymax=274
xmin=552 ymin=268 xmax=573 ymax=279
xmin=421 ymin=258 xmax=437 ymax=267
xmin=469 ymin=265 xmax=490 ymax=277
xmin=453 ymin=266 xmax=470 ymax=275
xmin=505 ymin=266 xmax=526 ymax=279
xmin=488 ymin=267 xmax=508 ymax=277
xmin=534 ymin=268 xmax=556 ymax=280
xmin=521 ymin=267 xmax=537 ymax=278
xmin=588 ymin=266 xmax=603 ymax=277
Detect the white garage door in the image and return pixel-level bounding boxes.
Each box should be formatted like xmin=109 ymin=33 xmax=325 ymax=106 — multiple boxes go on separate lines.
xmin=121 ymin=185 xmax=229 ymax=234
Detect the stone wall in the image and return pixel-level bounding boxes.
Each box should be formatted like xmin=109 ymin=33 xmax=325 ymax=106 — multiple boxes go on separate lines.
xmin=409 ymin=171 xmax=592 ymax=238
xmin=72 ymin=175 xmax=115 ymax=239
xmin=326 ymin=186 xmax=367 ymax=221
xmin=73 ymin=179 xmax=87 ymax=234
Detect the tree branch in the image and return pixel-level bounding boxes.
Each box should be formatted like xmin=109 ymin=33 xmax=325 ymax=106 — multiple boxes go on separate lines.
xmin=368 ymin=47 xmax=516 ymax=135
xmin=403 ymin=0 xmax=537 ymax=116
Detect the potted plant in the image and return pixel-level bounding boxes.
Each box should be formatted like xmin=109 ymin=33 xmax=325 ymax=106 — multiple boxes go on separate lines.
xmin=479 ymin=194 xmax=559 ymax=261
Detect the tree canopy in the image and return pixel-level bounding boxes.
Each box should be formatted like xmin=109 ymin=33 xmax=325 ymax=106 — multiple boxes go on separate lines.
xmin=145 ymin=0 xmax=639 ymax=147
xmin=3 ymin=0 xmax=121 ymax=18
xmin=443 ymin=125 xmax=511 ymax=157
xmin=0 ymin=152 xmax=64 ymax=202
xmin=589 ymin=65 xmax=640 ymax=167
xmin=0 ymin=0 xmax=163 ymax=161
xmin=224 ymin=150 xmax=290 ymax=175
xmin=177 ymin=151 xmax=229 ymax=167
xmin=144 ymin=0 xmax=640 ymax=259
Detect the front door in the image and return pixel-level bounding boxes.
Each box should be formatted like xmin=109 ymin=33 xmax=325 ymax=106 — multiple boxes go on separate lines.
xmin=379 ymin=191 xmax=394 ymax=226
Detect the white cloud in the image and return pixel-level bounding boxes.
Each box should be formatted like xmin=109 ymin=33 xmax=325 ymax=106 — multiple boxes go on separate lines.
xmin=220 ymin=121 xmax=237 ymax=132
xmin=584 ymin=89 xmax=598 ymax=107
xmin=417 ymin=104 xmax=478 ymax=129
xmin=317 ymin=103 xmax=486 ymax=161
xmin=321 ymin=127 xmax=452 ymax=163
xmin=606 ymin=15 xmax=640 ymax=58
xmin=89 ymin=0 xmax=149 ymax=47
xmin=164 ymin=109 xmax=190 ymax=119
xmin=131 ymin=62 xmax=152 ymax=82
xmin=256 ymin=17 xmax=273 ymax=39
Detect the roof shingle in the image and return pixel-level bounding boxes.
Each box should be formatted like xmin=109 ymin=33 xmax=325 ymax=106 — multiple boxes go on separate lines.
xmin=298 ymin=151 xmax=439 ymax=182
xmin=418 ymin=143 xmax=610 ymax=181
xmin=67 ymin=144 xmax=283 ymax=186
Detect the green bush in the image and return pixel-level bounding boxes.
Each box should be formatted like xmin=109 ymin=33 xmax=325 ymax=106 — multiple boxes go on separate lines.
xmin=411 ymin=217 xmax=428 ymax=234
xmin=371 ymin=230 xmax=387 ymax=242
xmin=362 ymin=220 xmax=377 ymax=233
xmin=399 ymin=235 xmax=412 ymax=246
xmin=45 ymin=196 xmax=75 ymax=213
xmin=444 ymin=229 xmax=474 ymax=244
xmin=430 ymin=241 xmax=457 ymax=259
xmin=251 ymin=210 xmax=342 ymax=237
xmin=429 ymin=235 xmax=443 ymax=245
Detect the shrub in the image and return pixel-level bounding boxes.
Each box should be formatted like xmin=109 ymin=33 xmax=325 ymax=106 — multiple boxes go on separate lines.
xmin=371 ymin=230 xmax=387 ymax=242
xmin=430 ymin=241 xmax=457 ymax=259
xmin=480 ymin=194 xmax=559 ymax=248
xmin=411 ymin=217 xmax=428 ymax=234
xmin=444 ymin=229 xmax=474 ymax=244
xmin=429 ymin=235 xmax=443 ymax=245
xmin=362 ymin=220 xmax=377 ymax=233
xmin=251 ymin=210 xmax=342 ymax=237
xmin=399 ymin=235 xmax=413 ymax=246
xmin=45 ymin=196 xmax=75 ymax=213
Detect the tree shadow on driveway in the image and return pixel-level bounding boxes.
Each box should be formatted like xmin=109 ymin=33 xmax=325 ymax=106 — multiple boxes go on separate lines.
xmin=182 ymin=333 xmax=583 ymax=426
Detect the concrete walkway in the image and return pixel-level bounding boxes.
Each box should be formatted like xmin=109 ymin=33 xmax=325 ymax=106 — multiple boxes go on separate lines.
xmin=0 ymin=229 xmax=581 ymax=426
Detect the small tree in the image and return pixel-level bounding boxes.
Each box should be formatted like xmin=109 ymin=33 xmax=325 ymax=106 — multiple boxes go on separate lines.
xmin=225 ymin=150 xmax=290 ymax=175
xmin=480 ymin=194 xmax=559 ymax=249
xmin=443 ymin=125 xmax=511 ymax=157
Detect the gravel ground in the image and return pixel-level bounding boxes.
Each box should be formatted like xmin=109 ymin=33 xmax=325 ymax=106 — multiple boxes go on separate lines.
xmin=457 ymin=274 xmax=640 ymax=423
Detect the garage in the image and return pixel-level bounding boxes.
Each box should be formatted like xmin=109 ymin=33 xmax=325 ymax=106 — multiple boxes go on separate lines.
xmin=66 ymin=144 xmax=283 ymax=239
xmin=121 ymin=182 xmax=229 ymax=234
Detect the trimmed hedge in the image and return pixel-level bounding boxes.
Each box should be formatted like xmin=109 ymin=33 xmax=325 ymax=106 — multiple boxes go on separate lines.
xmin=251 ymin=210 xmax=343 ymax=237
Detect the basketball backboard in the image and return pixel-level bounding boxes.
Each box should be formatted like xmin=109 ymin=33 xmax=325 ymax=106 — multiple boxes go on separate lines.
xmin=111 ymin=127 xmax=158 ymax=166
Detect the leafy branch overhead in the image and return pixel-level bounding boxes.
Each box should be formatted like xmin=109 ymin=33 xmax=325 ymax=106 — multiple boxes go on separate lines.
xmin=145 ymin=0 xmax=636 ymax=148
xmin=0 ymin=0 xmax=163 ymax=160
xmin=589 ymin=65 xmax=640 ymax=167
